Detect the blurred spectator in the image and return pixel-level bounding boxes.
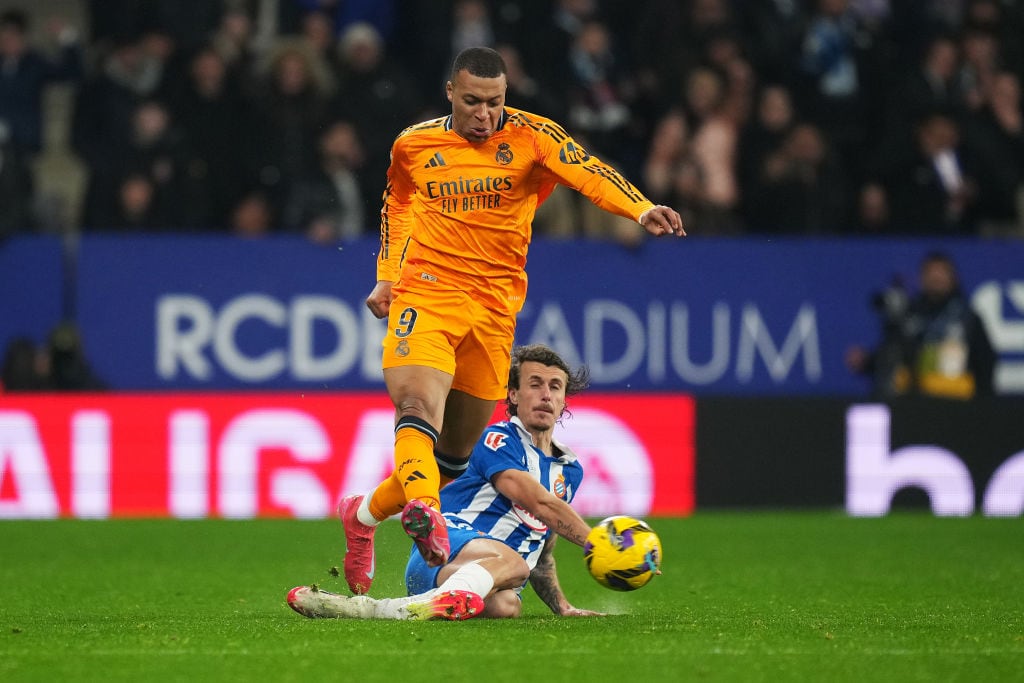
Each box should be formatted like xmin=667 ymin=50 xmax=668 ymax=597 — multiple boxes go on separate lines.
xmin=875 ymin=33 xmax=964 ymax=172
xmin=283 ymin=120 xmax=368 ymax=242
xmin=797 ymin=0 xmax=872 ymax=179
xmin=170 ymin=45 xmax=247 ymax=229
xmin=72 ymin=35 xmax=156 ymax=159
xmin=702 ymin=28 xmax=757 ymax=128
xmin=641 ymin=109 xmax=718 ymax=237
xmin=679 ymin=66 xmax=741 ymax=234
xmin=245 ymin=38 xmax=335 ymax=216
xmin=745 ymin=122 xmax=851 ymax=234
xmin=846 ymin=251 xmax=996 ymax=399
xmin=961 ymin=0 xmax=1024 ymax=78
xmin=287 ymin=0 xmax=397 ymax=45
xmin=331 ymin=22 xmax=420 ymax=195
xmin=449 ymin=0 xmax=495 ymax=59
xmin=643 ymin=109 xmax=690 ymax=206
xmin=87 ymin=99 xmax=191 ymax=230
xmin=962 ymin=70 xmax=1024 ymax=235
xmin=495 ymin=43 xmax=564 ymax=120
xmin=105 ymin=172 xmax=166 ymax=231
xmin=904 ymin=33 xmax=963 ymax=122
xmin=209 ymin=3 xmax=265 ymax=96
xmin=565 ymin=19 xmax=638 ymax=168
xmin=851 ymin=181 xmax=893 ymax=234
xmin=0 ymin=336 xmax=48 ymax=392
xmin=85 ymin=0 xmax=221 ymax=58
xmin=229 ymin=189 xmax=275 ymax=238
xmin=0 ymin=121 xmax=34 ymax=236
xmin=0 ymin=8 xmax=82 ymax=156
xmin=72 ymin=33 xmax=174 ymax=226
xmin=958 ymin=25 xmax=1002 ymax=113
xmin=631 ymin=0 xmax=739 ymax=126
xmin=884 ymin=111 xmax=979 ymax=234
xmin=298 ymin=8 xmax=340 ymax=79
xmin=46 ymin=322 xmax=106 ymax=391
xmin=736 ymin=0 xmax=807 ymax=87
xmin=525 ymin=0 xmax=599 ymax=96
xmin=737 ymin=83 xmax=798 ymax=224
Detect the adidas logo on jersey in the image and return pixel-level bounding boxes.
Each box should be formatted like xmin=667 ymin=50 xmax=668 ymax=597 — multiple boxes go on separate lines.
xmin=424 ymin=152 xmax=446 ymax=168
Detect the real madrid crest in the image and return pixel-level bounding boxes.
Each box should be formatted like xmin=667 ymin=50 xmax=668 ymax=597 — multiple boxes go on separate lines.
xmin=495 ymin=142 xmax=513 ymax=165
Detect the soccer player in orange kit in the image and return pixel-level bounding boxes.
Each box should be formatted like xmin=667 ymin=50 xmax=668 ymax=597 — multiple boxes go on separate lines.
xmin=339 ymin=46 xmax=684 ymax=595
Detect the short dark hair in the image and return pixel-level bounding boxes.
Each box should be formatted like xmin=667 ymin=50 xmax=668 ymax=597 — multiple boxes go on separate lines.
xmin=451 ymin=46 xmax=507 ymax=80
xmin=506 ymin=344 xmax=590 ymax=419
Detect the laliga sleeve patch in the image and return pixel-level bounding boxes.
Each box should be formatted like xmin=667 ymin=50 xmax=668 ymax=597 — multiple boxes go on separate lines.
xmin=483 ymin=431 xmax=507 ymax=451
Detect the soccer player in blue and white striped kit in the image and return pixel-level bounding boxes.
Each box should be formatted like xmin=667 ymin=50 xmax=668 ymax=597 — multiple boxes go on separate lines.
xmin=288 ymin=344 xmax=604 ymax=620
xmin=403 ymin=343 xmax=603 ymax=618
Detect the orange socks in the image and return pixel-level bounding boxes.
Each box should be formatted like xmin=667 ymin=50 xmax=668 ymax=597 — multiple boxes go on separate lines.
xmin=368 ymin=416 xmax=441 ymax=517
xmin=367 ymin=473 xmax=405 ymax=521
xmin=394 ymin=425 xmax=440 ymax=509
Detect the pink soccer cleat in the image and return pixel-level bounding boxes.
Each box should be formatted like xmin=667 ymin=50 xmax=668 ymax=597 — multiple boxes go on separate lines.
xmin=338 ymin=495 xmax=376 ymax=594
xmin=401 ymin=499 xmax=450 ymax=567
xmin=406 ymin=590 xmax=484 ymax=621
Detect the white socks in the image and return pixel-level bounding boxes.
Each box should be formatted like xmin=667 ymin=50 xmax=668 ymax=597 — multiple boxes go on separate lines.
xmin=436 ymin=560 xmax=495 ymax=599
xmin=356 ymin=491 xmax=381 ymax=527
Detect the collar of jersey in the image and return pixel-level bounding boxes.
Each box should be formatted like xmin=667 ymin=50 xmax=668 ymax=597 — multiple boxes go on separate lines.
xmin=444 ymin=109 xmax=508 ymax=134
xmin=509 ymin=416 xmax=578 ymax=464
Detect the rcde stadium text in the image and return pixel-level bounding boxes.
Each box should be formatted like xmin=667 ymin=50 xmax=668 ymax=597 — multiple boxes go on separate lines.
xmin=155 ymin=294 xmax=822 ymax=386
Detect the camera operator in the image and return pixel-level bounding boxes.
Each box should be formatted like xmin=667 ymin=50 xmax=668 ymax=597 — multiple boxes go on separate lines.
xmin=846 ymin=251 xmax=996 ymax=399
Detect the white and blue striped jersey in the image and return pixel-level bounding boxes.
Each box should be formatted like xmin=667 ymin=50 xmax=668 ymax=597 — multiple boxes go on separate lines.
xmin=440 ymin=417 xmax=584 ymax=571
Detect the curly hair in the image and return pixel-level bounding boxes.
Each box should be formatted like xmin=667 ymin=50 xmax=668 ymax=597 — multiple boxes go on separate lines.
xmin=505 ymin=344 xmax=590 ymax=419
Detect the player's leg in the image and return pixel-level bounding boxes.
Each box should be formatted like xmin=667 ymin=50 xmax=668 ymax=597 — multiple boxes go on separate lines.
xmin=341 ymin=366 xmax=452 ymax=575
xmin=406 ymin=529 xmax=530 ymax=619
xmin=337 ymin=470 xmax=414 ymax=595
xmin=339 ymin=290 xmax=460 ymax=584
xmin=436 ymin=305 xmax=516 ymax=485
xmin=382 ymin=363 xmax=452 ymax=510
xmin=286 ymin=586 xmax=483 ymax=621
xmin=481 ymin=589 xmax=523 ymax=618
xmin=380 ymin=364 xmax=454 ymax=566
xmin=435 ymin=389 xmax=498 ymax=486
xmin=434 ymin=537 xmax=530 ymax=601
xmin=290 ymin=527 xmax=500 ymax=621
xmin=373 ymin=291 xmax=460 ymax=511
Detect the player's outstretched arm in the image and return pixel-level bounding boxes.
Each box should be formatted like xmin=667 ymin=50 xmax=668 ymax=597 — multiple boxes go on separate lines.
xmin=491 ymin=469 xmax=591 ymax=546
xmin=529 ymin=535 xmax=605 ymax=617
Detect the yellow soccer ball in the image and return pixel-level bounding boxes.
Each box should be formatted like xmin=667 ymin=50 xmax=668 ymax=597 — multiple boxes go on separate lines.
xmin=583 ymin=516 xmax=662 ymax=591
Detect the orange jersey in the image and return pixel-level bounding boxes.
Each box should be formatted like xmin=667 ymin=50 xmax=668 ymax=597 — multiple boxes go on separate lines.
xmin=377 ymin=107 xmax=655 ymax=314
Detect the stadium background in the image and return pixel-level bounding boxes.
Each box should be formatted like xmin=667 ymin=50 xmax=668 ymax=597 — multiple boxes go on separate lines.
xmin=2 ymin=0 xmax=1023 ymax=520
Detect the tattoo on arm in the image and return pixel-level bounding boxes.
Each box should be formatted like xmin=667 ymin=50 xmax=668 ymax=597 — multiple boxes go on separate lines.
xmin=529 ymin=537 xmax=569 ymax=614
xmin=555 ymin=519 xmax=587 ymax=546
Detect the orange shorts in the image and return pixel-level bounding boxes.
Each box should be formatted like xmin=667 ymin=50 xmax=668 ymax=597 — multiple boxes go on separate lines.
xmin=381 ymin=285 xmax=515 ymax=401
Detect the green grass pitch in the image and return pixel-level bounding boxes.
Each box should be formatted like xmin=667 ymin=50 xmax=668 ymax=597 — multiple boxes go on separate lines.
xmin=1 ymin=513 xmax=1021 ymax=682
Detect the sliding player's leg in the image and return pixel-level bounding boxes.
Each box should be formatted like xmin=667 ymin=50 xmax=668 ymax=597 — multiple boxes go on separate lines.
xmin=286 ymin=585 xmax=483 ymax=621
xmin=406 ymin=530 xmax=531 ymax=619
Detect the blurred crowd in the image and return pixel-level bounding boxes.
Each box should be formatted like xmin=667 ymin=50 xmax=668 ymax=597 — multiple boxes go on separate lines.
xmin=0 ymin=322 xmax=106 ymax=392
xmin=1 ymin=0 xmax=1024 ymax=245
